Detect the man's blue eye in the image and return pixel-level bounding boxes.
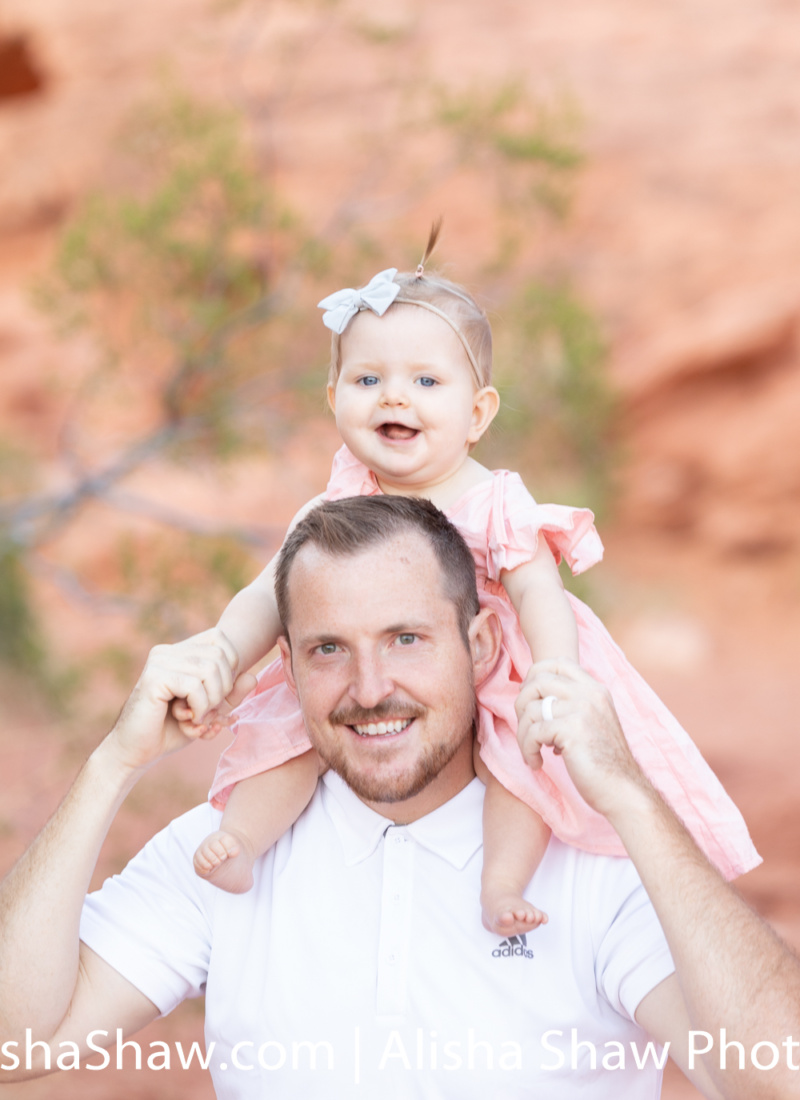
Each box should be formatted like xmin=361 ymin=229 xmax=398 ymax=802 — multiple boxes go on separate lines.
xmin=417 ymin=377 xmax=437 ymax=387
xmin=358 ymin=376 xmax=379 ymax=386
xmin=318 ymin=643 xmax=337 ymax=655
xmin=396 ymin=634 xmax=416 ymax=646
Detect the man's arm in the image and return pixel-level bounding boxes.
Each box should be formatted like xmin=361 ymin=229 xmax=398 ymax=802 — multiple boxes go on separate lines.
xmin=516 ymin=659 xmax=800 ymax=1100
xmin=0 ymin=631 xmax=249 ymax=1076
xmin=621 ymin=777 xmax=796 ymax=1098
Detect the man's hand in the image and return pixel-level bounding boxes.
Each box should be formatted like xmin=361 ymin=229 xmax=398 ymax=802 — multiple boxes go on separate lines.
xmin=515 ymin=658 xmax=646 ymax=820
xmin=106 ymin=629 xmax=255 ymax=775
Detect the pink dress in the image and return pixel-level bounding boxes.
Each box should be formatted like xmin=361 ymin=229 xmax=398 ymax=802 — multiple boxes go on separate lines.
xmin=211 ymin=446 xmax=760 ymax=879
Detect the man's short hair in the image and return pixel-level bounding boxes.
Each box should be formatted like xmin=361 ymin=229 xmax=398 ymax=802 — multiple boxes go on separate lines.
xmin=275 ymin=496 xmax=480 ymax=645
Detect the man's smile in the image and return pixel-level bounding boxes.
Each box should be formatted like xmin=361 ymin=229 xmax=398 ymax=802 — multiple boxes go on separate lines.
xmin=329 ymin=700 xmax=424 ymax=740
xmin=352 ymin=717 xmax=414 ymax=737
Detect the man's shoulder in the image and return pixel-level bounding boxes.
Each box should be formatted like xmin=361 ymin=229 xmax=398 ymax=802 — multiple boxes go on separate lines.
xmin=150 ymin=801 xmax=223 ymax=848
xmin=522 ymin=835 xmax=658 ymax=966
xmin=86 ymin=802 xmax=222 ymax=904
xmin=539 ymin=834 xmax=646 ymax=905
xmin=542 ymin=833 xmax=641 ymax=878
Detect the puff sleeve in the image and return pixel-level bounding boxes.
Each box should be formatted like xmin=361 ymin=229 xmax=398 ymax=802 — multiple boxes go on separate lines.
xmin=479 ymin=471 xmax=604 ymax=581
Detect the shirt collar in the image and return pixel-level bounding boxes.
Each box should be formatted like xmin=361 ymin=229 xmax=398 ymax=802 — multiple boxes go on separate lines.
xmin=321 ymin=771 xmax=484 ymax=870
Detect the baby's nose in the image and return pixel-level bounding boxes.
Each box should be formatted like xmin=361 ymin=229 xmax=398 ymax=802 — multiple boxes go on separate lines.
xmin=380 ymin=385 xmax=409 ymax=406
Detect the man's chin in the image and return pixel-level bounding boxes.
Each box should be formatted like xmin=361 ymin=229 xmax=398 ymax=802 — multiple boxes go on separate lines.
xmin=325 ymin=763 xmax=431 ymax=805
xmin=321 ymin=741 xmax=462 ymax=806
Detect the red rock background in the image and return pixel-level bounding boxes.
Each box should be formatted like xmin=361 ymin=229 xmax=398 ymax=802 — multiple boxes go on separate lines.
xmin=2 ymin=2 xmax=799 ymax=1098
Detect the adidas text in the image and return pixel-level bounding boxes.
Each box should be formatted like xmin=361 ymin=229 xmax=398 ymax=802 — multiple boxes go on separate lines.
xmin=492 ymin=934 xmax=534 ymax=959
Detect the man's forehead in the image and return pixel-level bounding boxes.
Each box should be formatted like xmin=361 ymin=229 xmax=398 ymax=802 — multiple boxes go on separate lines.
xmin=292 ymin=529 xmax=437 ymax=577
xmin=285 ymin=531 xmax=449 ymax=626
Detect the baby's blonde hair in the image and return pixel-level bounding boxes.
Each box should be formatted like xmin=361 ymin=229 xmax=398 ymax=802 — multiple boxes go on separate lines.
xmin=327 ymin=230 xmax=493 ymax=390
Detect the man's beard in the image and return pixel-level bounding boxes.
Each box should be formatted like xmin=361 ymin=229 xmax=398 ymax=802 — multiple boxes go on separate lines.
xmin=319 ymin=697 xmax=475 ymax=805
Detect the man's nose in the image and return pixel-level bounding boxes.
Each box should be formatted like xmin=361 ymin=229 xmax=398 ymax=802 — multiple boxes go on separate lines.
xmin=348 ymin=654 xmax=394 ymax=708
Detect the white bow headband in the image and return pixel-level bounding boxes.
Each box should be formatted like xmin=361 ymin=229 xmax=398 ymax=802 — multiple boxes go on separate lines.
xmin=317 ymin=267 xmax=483 ymax=386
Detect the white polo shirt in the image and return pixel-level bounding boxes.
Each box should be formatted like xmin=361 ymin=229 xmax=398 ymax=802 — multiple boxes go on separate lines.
xmin=80 ymin=773 xmax=675 ymax=1098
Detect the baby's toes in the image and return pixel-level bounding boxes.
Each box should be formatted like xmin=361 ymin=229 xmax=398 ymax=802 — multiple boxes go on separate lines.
xmin=194 ymin=832 xmax=240 ymax=875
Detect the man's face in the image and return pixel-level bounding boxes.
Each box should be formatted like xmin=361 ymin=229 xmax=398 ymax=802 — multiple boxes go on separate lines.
xmin=279 ymin=531 xmax=481 ymax=822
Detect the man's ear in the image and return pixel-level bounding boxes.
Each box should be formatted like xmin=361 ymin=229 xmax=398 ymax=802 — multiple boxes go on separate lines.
xmin=467 ymin=386 xmax=500 ymax=445
xmin=326 ymin=383 xmax=336 ymax=415
xmin=468 ymin=607 xmax=502 ymax=686
xmin=278 ymin=635 xmax=297 ymax=696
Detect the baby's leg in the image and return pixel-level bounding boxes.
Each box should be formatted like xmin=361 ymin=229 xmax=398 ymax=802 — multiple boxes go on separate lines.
xmin=475 ymin=744 xmax=551 ymax=935
xmin=194 ymin=749 xmax=322 ymax=893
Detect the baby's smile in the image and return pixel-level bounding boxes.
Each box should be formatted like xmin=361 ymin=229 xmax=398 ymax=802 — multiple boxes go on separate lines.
xmin=378 ymin=422 xmax=419 ymax=441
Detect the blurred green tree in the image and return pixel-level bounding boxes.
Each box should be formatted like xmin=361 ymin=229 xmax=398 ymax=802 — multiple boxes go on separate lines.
xmin=0 ymin=65 xmax=614 ymax=689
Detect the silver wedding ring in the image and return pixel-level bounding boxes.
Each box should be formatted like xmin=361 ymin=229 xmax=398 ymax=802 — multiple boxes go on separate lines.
xmin=541 ymin=695 xmax=557 ymax=722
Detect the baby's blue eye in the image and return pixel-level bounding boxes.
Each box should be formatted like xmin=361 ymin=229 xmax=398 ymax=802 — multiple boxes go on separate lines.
xmin=417 ymin=376 xmax=437 ymax=387
xmin=357 ymin=375 xmax=379 ymax=387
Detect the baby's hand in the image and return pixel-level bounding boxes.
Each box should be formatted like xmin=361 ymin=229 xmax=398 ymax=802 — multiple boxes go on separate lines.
xmin=170 ymin=698 xmax=232 ymax=741
xmin=167 ymin=626 xmax=252 ymax=741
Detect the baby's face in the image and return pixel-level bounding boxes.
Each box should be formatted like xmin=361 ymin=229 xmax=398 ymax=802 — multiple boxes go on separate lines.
xmin=329 ymin=306 xmax=490 ymax=494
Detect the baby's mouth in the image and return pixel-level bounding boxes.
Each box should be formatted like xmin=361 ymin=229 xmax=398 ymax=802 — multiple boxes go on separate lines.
xmin=378 ymin=423 xmax=419 ymax=441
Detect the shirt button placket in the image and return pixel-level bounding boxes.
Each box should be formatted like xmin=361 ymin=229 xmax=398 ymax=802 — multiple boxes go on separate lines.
xmin=376 ymin=826 xmax=413 ymax=1018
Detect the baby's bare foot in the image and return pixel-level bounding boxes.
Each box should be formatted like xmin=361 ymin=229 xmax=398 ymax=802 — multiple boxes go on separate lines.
xmin=481 ymin=889 xmax=548 ymax=937
xmin=193 ymin=829 xmax=256 ymax=894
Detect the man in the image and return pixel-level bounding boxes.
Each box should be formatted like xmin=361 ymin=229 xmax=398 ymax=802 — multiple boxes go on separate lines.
xmin=0 ymin=496 xmax=798 ymax=1098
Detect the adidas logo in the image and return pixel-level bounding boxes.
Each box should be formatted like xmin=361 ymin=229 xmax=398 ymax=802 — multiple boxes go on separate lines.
xmin=491 ymin=933 xmax=534 ymax=959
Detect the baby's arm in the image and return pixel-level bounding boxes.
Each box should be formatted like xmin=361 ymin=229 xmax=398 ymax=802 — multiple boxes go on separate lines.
xmin=218 ymin=490 xmax=329 ymax=676
xmin=215 ymin=556 xmax=282 ymax=678
xmin=501 ymin=539 xmax=579 ymax=663
xmin=171 ymin=564 xmax=281 ymax=735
